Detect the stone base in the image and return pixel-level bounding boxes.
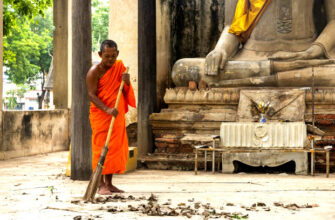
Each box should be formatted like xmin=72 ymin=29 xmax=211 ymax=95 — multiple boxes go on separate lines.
xmin=222 ymin=152 xmax=308 ymax=175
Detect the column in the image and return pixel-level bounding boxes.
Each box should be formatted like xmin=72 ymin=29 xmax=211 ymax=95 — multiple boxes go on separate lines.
xmin=0 ymin=0 xmax=3 ymax=110
xmin=71 ymin=0 xmax=92 ymax=180
xmin=53 ymin=0 xmax=69 ymax=109
xmin=138 ymin=0 xmax=157 ymax=156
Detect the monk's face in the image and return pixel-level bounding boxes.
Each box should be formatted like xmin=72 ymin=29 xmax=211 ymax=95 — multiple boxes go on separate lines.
xmin=99 ymin=46 xmax=119 ymax=68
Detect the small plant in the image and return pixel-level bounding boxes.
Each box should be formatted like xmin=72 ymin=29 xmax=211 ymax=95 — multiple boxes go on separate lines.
xmin=231 ymin=213 xmax=248 ymax=219
xmin=48 ymin=186 xmax=54 ymax=195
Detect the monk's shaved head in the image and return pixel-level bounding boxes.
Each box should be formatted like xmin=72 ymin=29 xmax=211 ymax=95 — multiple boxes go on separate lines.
xmin=100 ymin=40 xmax=118 ymax=52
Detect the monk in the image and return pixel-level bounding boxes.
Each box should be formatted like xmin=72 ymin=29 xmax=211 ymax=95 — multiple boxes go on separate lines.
xmin=86 ymin=40 xmax=136 ymax=195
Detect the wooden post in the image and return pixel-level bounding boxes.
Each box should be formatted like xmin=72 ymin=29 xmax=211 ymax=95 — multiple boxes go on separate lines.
xmin=53 ymin=0 xmax=69 ymax=109
xmin=0 ymin=0 xmax=3 ymax=150
xmin=138 ymin=0 xmax=156 ymax=156
xmin=195 ymin=149 xmax=198 ymax=175
xmin=326 ymin=150 xmax=330 ymax=178
xmin=0 ymin=0 xmax=3 ymax=110
xmin=71 ymin=0 xmax=92 ymax=180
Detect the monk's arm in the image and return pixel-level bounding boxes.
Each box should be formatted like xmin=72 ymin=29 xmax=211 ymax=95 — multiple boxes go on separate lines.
xmin=86 ymin=67 xmax=118 ymax=117
xmin=121 ymin=73 xmax=131 ymax=94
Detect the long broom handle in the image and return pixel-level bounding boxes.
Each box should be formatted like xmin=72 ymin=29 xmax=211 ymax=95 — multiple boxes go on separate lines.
xmin=104 ymin=67 xmax=129 ymax=147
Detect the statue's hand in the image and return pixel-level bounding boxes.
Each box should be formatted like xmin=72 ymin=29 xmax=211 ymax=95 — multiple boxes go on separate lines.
xmin=269 ymin=44 xmax=325 ymax=61
xmin=205 ymin=49 xmax=228 ymax=75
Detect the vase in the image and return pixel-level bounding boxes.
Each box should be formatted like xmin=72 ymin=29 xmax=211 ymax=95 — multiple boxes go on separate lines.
xmin=259 ymin=113 xmax=266 ymax=123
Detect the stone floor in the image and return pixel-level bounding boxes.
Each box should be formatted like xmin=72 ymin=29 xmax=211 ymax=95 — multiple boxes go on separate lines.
xmin=1 ymin=151 xmax=335 ymax=220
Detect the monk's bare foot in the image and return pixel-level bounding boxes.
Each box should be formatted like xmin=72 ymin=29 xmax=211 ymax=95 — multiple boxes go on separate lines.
xmin=98 ymin=185 xmax=114 ymax=195
xmin=106 ymin=184 xmax=124 ymax=193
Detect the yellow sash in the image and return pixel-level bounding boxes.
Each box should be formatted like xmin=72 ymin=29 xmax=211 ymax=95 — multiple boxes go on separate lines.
xmin=228 ymin=0 xmax=272 ymax=43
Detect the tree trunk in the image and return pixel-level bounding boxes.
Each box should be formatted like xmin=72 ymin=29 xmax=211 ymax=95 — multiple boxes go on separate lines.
xmin=71 ymin=0 xmax=92 ymax=180
xmin=138 ymin=0 xmax=157 ymax=156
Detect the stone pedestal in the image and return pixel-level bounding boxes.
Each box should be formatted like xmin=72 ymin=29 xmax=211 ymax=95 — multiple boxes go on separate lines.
xmin=221 ymin=152 xmax=308 ymax=175
xmin=147 ymin=87 xmax=335 ymax=173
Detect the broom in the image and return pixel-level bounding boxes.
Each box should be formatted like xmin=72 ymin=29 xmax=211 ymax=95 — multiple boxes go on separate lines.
xmin=83 ymin=67 xmax=129 ymax=201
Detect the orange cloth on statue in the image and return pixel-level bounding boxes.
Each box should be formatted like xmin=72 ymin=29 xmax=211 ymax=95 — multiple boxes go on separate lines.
xmin=89 ymin=60 xmax=136 ymax=175
xmin=228 ymin=0 xmax=272 ymax=43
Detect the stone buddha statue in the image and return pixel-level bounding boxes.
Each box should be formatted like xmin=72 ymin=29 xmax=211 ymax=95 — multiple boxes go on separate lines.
xmin=172 ymin=0 xmax=335 ymax=87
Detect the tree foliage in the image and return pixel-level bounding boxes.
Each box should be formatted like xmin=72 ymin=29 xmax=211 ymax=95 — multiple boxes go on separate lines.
xmin=3 ymin=0 xmax=52 ymax=37
xmin=3 ymin=10 xmax=53 ymax=85
xmin=4 ymin=85 xmax=29 ymax=110
xmin=92 ymin=0 xmax=109 ymax=52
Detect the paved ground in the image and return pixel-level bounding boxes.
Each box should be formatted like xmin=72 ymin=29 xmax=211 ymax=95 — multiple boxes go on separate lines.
xmin=0 ymin=151 xmax=335 ymax=220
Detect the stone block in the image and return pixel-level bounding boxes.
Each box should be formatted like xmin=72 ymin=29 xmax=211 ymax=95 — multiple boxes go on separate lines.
xmin=155 ymin=148 xmax=166 ymax=153
xmin=155 ymin=142 xmax=167 ymax=148
xmin=316 ymin=119 xmax=334 ymax=125
xmin=155 ymin=137 xmax=178 ymax=144
xmin=179 ymin=144 xmax=193 ymax=153
xmin=168 ymin=143 xmax=179 ymax=148
xmin=221 ymin=152 xmax=308 ymax=175
xmin=315 ymin=114 xmax=335 ymax=120
xmin=166 ymin=147 xmax=178 ymax=153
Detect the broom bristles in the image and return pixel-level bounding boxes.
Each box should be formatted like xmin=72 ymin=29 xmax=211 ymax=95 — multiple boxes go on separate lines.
xmin=83 ymin=165 xmax=103 ymax=201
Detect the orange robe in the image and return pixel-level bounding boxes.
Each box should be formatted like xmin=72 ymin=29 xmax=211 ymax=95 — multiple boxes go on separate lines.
xmin=89 ymin=60 xmax=136 ymax=175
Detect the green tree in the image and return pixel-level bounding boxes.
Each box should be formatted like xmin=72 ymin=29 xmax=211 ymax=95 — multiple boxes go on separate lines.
xmin=3 ymin=6 xmax=54 ymax=109
xmin=3 ymin=12 xmax=53 ymax=85
xmin=3 ymin=0 xmax=52 ymax=37
xmin=4 ymin=85 xmax=29 ymax=110
xmin=4 ymin=90 xmax=18 ymax=110
xmin=92 ymin=0 xmax=109 ymax=52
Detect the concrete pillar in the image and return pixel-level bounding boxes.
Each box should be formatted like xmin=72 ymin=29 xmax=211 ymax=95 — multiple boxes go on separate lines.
xmin=68 ymin=0 xmax=72 ymax=108
xmin=0 ymin=0 xmax=3 ymax=150
xmin=109 ymin=0 xmax=138 ymax=125
xmin=156 ymin=1 xmax=171 ymax=108
xmin=71 ymin=0 xmax=92 ymax=180
xmin=0 ymin=0 xmax=3 ymax=110
xmin=138 ymin=0 xmax=156 ymax=156
xmin=53 ymin=0 xmax=69 ymax=109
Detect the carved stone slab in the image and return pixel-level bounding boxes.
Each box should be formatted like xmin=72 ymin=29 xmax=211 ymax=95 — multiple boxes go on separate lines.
xmin=237 ymin=89 xmax=305 ymax=122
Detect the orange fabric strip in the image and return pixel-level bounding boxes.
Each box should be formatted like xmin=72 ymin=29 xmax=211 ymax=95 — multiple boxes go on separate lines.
xmin=89 ymin=60 xmax=136 ymax=175
xmin=228 ymin=0 xmax=272 ymax=43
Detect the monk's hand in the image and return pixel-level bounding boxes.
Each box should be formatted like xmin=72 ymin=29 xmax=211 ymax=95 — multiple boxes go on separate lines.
xmin=269 ymin=44 xmax=325 ymax=61
xmin=205 ymin=49 xmax=228 ymax=76
xmin=106 ymin=107 xmax=118 ymax=117
xmin=122 ymin=73 xmax=130 ymax=85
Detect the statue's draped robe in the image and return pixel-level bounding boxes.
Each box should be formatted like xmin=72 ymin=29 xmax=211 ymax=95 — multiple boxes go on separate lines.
xmin=89 ymin=60 xmax=136 ymax=175
xmin=228 ymin=0 xmax=272 ymax=43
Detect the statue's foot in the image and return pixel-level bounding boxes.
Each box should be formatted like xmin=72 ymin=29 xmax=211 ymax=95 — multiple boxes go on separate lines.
xmin=98 ymin=185 xmax=114 ymax=195
xmin=188 ymin=81 xmax=197 ymax=91
xmin=198 ymin=80 xmax=207 ymax=90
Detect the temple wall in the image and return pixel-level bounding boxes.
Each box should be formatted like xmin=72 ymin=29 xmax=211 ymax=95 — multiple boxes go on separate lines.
xmin=0 ymin=110 xmax=70 ymax=160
